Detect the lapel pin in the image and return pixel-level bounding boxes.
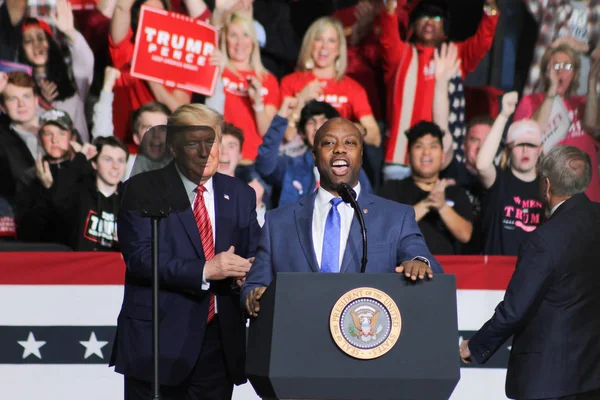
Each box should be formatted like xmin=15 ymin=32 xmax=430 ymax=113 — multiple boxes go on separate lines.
xmin=363 ymin=209 xmax=368 ymax=214
xmin=224 ymin=194 xmax=230 ymax=200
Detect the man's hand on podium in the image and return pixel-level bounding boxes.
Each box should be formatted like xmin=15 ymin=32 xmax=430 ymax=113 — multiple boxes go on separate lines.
xmin=459 ymin=339 xmax=472 ymax=364
xmin=246 ymin=286 xmax=267 ymax=317
xmin=395 ymin=260 xmax=434 ymax=281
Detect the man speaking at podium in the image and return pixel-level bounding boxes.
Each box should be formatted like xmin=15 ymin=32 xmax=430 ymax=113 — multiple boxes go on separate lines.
xmin=243 ymin=118 xmax=443 ymax=316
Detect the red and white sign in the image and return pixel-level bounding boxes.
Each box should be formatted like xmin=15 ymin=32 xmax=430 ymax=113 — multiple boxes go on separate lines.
xmin=131 ymin=6 xmax=219 ymax=96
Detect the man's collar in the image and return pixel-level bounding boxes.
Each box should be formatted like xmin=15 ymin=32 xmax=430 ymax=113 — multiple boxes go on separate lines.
xmin=175 ymin=164 xmax=213 ymax=195
xmin=316 ymin=182 xmax=361 ymax=208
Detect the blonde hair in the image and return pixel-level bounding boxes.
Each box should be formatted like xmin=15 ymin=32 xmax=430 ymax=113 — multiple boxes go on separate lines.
xmin=498 ymin=146 xmax=511 ymax=170
xmin=220 ymin=12 xmax=267 ymax=79
xmin=296 ymin=17 xmax=347 ymax=80
xmin=540 ymin=44 xmax=581 ymax=96
xmin=168 ymin=104 xmax=224 ymax=139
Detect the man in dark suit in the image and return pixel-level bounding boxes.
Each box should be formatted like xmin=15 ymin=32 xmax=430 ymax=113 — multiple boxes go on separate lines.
xmin=460 ymin=145 xmax=600 ymax=400
xmin=110 ymin=104 xmax=261 ymax=399
xmin=243 ymin=118 xmax=442 ymax=316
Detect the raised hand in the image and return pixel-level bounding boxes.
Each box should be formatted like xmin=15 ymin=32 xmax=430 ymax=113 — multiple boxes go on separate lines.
xmin=500 ymin=91 xmax=519 ymax=118
xmin=247 ymin=76 xmax=264 ymax=108
xmin=40 ymin=79 xmax=59 ymax=103
xmin=50 ymin=0 xmax=76 ymax=41
xmin=277 ymin=96 xmax=299 ymax=119
xmin=551 ymin=35 xmax=589 ymax=54
xmin=434 ymin=42 xmax=461 ymax=83
xmin=209 ymin=49 xmax=227 ymax=76
xmin=70 ymin=140 xmax=98 ymax=160
xmin=297 ymin=79 xmax=324 ymax=104
xmin=35 ymin=153 xmax=54 ymax=189
xmin=102 ymin=66 xmax=121 ymax=93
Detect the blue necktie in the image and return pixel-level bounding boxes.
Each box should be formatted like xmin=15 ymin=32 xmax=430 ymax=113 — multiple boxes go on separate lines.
xmin=321 ymin=198 xmax=343 ymax=273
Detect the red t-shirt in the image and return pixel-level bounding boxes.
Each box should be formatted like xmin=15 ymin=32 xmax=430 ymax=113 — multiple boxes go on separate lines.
xmin=514 ymin=93 xmax=600 ymax=202
xmin=280 ymin=71 xmax=373 ymax=121
xmin=222 ymin=68 xmax=280 ymax=160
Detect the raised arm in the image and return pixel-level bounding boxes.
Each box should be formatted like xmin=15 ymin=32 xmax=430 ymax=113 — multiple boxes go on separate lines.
xmin=110 ymin=0 xmax=135 ymax=45
xmin=584 ymin=57 xmax=600 ymax=139
xmin=92 ymin=67 xmax=121 ymax=138
xmin=476 ymin=91 xmax=518 ymax=189
xmin=147 ymin=83 xmax=192 ymax=112
xmin=530 ymin=62 xmax=559 ymax=132
xmin=379 ymin=0 xmax=410 ymax=81
xmin=433 ymin=42 xmax=461 ymax=170
xmin=457 ymin=0 xmax=499 ymax=76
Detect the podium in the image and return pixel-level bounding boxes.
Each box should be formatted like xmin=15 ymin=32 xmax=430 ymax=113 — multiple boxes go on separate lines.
xmin=246 ymin=273 xmax=460 ymax=400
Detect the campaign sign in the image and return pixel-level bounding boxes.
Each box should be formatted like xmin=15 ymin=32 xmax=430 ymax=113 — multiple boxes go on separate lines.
xmin=131 ymin=6 xmax=219 ymax=96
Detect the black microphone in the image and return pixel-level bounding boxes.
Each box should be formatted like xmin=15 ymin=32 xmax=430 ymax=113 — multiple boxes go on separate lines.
xmin=338 ymin=183 xmax=368 ymax=273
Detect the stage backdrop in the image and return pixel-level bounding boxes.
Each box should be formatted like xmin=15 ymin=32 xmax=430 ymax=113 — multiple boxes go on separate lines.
xmin=0 ymin=253 xmax=516 ymax=400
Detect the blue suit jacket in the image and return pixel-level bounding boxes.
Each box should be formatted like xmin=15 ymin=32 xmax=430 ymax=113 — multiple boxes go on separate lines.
xmin=469 ymin=194 xmax=600 ymax=400
xmin=110 ymin=164 xmax=260 ymax=386
xmin=242 ymin=191 xmax=442 ymax=301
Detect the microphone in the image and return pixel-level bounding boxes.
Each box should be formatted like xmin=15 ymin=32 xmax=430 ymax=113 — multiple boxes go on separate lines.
xmin=338 ymin=183 xmax=368 ymax=273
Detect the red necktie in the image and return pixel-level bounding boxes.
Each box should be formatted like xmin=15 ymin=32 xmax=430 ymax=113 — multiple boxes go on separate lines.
xmin=193 ymin=185 xmax=216 ymax=323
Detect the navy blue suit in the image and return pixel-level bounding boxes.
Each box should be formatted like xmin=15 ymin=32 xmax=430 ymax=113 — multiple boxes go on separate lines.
xmin=469 ymin=194 xmax=600 ymax=400
xmin=242 ymin=191 xmax=442 ymax=300
xmin=110 ymin=163 xmax=260 ymax=393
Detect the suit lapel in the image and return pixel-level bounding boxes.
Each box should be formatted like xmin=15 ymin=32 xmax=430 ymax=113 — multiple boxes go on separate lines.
xmin=162 ymin=163 xmax=204 ymax=258
xmin=212 ymin=174 xmax=232 ymax=254
xmin=295 ymin=193 xmax=320 ymax=272
xmin=340 ymin=193 xmax=375 ymax=273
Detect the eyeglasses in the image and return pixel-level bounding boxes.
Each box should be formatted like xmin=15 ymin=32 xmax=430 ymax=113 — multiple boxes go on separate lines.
xmin=417 ymin=15 xmax=442 ymax=22
xmin=552 ymin=62 xmax=573 ymax=71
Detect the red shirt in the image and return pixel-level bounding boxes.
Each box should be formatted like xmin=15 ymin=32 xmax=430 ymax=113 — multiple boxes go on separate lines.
xmin=514 ymin=93 xmax=600 ymax=202
xmin=280 ymin=71 xmax=373 ymax=121
xmin=222 ymin=68 xmax=280 ymax=160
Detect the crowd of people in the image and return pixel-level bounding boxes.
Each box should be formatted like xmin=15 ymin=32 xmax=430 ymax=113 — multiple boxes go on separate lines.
xmin=1 ymin=0 xmax=599 ymax=256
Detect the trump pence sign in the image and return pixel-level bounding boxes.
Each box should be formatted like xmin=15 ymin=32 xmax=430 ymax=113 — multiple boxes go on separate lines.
xmin=131 ymin=6 xmax=219 ymax=96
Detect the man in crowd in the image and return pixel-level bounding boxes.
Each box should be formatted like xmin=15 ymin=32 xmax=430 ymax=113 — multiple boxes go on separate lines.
xmin=126 ymin=101 xmax=171 ymax=179
xmin=441 ymin=115 xmax=493 ymax=253
xmin=217 ymin=122 xmax=269 ymax=226
xmin=461 ymin=146 xmax=600 ymax=400
xmin=244 ymin=118 xmax=442 ymax=316
xmin=0 ymin=71 xmax=40 ymax=222
xmin=111 ymin=104 xmax=259 ymax=399
xmin=380 ymin=121 xmax=473 ymax=255
xmin=255 ymin=98 xmax=372 ymax=207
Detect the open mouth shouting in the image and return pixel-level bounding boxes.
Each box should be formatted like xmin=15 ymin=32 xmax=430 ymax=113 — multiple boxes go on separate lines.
xmin=331 ymin=158 xmax=349 ymax=176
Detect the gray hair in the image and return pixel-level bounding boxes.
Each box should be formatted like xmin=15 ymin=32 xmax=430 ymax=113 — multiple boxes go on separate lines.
xmin=537 ymin=145 xmax=591 ymax=196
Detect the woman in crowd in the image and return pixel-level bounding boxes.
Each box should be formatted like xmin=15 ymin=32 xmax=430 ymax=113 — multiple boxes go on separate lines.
xmin=19 ymin=0 xmax=94 ymax=142
xmin=477 ymin=93 xmax=545 ymax=256
xmin=210 ymin=11 xmax=280 ymax=162
xmin=279 ymin=16 xmax=381 ymax=153
xmin=514 ymin=44 xmax=600 ymax=202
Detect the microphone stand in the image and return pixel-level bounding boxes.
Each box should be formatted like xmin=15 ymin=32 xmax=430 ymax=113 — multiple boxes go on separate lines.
xmin=141 ymin=207 xmax=169 ymax=400
xmin=338 ymin=184 xmax=368 ymax=273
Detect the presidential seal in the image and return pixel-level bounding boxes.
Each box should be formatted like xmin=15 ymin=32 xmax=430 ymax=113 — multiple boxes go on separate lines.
xmin=330 ymin=287 xmax=401 ymax=360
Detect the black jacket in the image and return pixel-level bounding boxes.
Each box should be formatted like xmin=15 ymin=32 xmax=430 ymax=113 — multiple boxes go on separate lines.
xmin=469 ymin=194 xmax=600 ymax=399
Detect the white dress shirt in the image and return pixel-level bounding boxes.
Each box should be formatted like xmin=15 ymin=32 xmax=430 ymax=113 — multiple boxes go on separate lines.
xmin=312 ymin=183 xmax=361 ymax=271
xmin=550 ymin=200 xmax=567 ymax=216
xmin=176 ymin=167 xmax=216 ymax=295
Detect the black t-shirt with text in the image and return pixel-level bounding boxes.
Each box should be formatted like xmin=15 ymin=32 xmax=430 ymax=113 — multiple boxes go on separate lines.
xmin=482 ymin=168 xmax=544 ymax=255
xmin=380 ymin=177 xmax=473 ymax=255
